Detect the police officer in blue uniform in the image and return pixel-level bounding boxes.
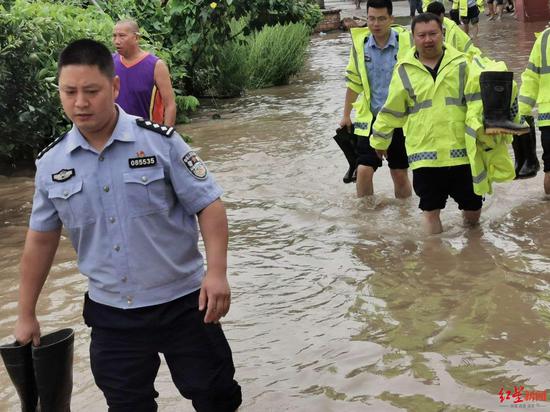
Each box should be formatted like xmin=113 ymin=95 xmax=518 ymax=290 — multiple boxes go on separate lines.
xmin=13 ymin=39 xmax=242 ymax=412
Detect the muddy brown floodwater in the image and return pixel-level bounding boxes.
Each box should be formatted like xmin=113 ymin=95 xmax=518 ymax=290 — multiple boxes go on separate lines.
xmin=1 ymin=17 xmax=550 ymax=412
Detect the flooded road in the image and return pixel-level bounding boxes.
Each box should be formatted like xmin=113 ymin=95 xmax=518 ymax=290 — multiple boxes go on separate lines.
xmin=2 ymin=17 xmax=550 ymax=412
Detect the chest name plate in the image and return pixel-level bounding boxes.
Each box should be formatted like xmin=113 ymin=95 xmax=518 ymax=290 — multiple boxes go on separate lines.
xmin=128 ymin=156 xmax=157 ymax=168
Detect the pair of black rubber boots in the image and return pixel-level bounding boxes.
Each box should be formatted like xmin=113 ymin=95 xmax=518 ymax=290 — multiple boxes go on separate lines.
xmin=0 ymin=328 xmax=74 ymax=412
xmin=512 ymin=116 xmax=540 ymax=178
xmin=333 ymin=126 xmax=357 ymax=184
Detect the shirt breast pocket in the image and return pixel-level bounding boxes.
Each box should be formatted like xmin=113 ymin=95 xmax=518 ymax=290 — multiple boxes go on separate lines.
xmin=47 ymin=178 xmax=96 ymax=228
xmin=123 ymin=167 xmax=170 ymax=217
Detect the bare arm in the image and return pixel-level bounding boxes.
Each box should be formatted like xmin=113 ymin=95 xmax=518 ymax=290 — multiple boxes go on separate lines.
xmin=154 ymin=60 xmax=177 ymax=126
xmin=14 ymin=228 xmax=62 ymax=345
xmin=197 ymin=198 xmax=230 ymax=323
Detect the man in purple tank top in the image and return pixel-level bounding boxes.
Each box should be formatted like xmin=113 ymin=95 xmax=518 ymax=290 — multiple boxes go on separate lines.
xmin=113 ymin=19 xmax=177 ymax=126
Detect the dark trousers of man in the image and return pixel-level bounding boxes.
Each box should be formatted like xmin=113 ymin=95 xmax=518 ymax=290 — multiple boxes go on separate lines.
xmin=84 ymin=290 xmax=242 ymax=412
xmin=409 ymin=0 xmax=423 ymax=15
xmin=541 ymin=126 xmax=550 ymax=172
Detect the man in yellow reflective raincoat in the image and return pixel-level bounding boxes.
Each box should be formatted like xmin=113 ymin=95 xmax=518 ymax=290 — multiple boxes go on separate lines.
xmin=340 ymin=0 xmax=413 ymax=198
xmin=519 ymin=28 xmax=550 ymax=194
xmin=371 ymin=13 xmax=482 ymax=234
xmin=451 ymin=0 xmax=484 ymax=39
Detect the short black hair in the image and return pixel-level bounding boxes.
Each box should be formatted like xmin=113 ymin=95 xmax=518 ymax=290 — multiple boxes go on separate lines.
xmin=426 ymin=1 xmax=445 ymax=16
xmin=58 ymin=39 xmax=114 ymax=78
xmin=366 ymin=0 xmax=393 ymax=16
xmin=411 ymin=12 xmax=443 ymax=33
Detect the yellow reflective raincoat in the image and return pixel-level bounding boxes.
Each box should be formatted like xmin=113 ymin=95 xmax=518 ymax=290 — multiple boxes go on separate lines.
xmin=344 ymin=25 xmax=413 ymax=136
xmin=519 ymin=28 xmax=550 ymax=127
xmin=464 ymin=56 xmax=516 ymax=195
xmin=371 ymin=45 xmax=471 ymax=170
xmin=442 ymin=17 xmax=482 ymax=58
xmin=451 ymin=0 xmax=485 ymax=18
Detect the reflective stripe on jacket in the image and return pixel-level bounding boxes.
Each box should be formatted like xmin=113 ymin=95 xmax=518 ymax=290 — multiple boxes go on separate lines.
xmin=371 ymin=45 xmax=470 ymax=170
xmin=519 ymin=29 xmax=550 ymax=127
xmin=345 ymin=26 xmax=413 ymax=136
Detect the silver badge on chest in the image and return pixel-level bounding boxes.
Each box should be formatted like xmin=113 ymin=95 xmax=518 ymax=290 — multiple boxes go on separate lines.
xmin=51 ymin=168 xmax=75 ymax=182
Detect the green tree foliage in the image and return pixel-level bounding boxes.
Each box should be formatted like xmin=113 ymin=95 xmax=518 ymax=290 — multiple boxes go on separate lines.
xmin=244 ymin=0 xmax=324 ymax=30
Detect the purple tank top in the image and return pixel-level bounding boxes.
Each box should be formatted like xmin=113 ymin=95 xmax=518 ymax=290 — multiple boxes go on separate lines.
xmin=113 ymin=53 xmax=159 ymax=120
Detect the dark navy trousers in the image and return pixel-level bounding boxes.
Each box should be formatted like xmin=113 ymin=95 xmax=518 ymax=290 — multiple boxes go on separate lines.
xmin=83 ymin=291 xmax=242 ymax=412
xmin=540 ymin=126 xmax=550 ymax=172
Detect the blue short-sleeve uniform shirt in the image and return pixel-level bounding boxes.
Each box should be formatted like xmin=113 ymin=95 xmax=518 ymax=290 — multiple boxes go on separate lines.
xmin=30 ymin=107 xmax=223 ymax=309
xmin=365 ymin=29 xmax=399 ymax=116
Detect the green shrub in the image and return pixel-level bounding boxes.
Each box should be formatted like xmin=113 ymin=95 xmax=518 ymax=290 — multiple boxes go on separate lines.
xmin=209 ymin=36 xmax=250 ymax=97
xmin=300 ymin=1 xmax=323 ymax=29
xmin=175 ymin=95 xmax=200 ymax=124
xmin=192 ymin=19 xmax=250 ymax=97
xmin=246 ymin=23 xmax=310 ymax=89
xmin=193 ymin=21 xmax=311 ymax=96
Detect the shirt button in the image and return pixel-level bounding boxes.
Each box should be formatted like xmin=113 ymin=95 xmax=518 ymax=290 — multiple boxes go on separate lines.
xmin=121 ymin=276 xmax=127 ymax=283
xmin=109 ymin=216 xmax=116 ymax=223
xmin=103 ymin=185 xmax=110 ymax=192
xmin=127 ymin=296 xmax=133 ymax=305
xmin=141 ymin=176 xmax=148 ymax=183
xmin=98 ymin=155 xmax=105 ymax=161
xmin=113 ymin=244 xmax=120 ymax=252
xmin=63 ymin=190 xmax=69 ymax=198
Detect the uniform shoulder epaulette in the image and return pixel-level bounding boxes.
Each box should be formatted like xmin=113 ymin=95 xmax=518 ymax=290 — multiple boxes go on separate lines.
xmin=136 ymin=118 xmax=175 ymax=137
xmin=36 ymin=133 xmax=67 ymax=160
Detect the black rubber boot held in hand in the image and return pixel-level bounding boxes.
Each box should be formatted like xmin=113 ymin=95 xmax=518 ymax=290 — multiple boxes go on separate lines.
xmin=480 ymin=71 xmax=530 ymax=135
xmin=333 ymin=126 xmax=358 ymax=184
xmin=512 ymin=134 xmax=525 ymax=178
xmin=0 ymin=341 xmax=38 ymax=412
xmin=518 ymin=116 xmax=540 ymax=178
xmin=32 ymin=328 xmax=74 ymax=412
